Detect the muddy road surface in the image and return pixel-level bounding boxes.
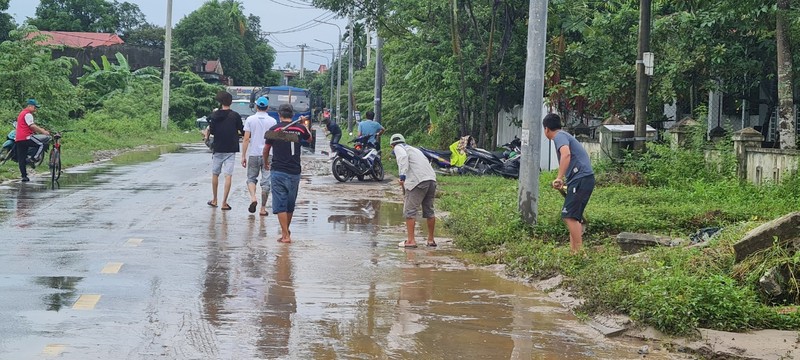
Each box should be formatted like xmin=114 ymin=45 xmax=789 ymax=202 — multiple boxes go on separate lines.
xmin=0 ymin=142 xmax=689 ymax=359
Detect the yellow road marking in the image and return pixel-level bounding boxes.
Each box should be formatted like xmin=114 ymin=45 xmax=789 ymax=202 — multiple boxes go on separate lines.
xmin=101 ymin=262 xmax=124 ymax=274
xmin=125 ymin=238 xmax=143 ymax=247
xmin=42 ymin=344 xmax=66 ymax=356
xmin=72 ymin=294 xmax=101 ymax=310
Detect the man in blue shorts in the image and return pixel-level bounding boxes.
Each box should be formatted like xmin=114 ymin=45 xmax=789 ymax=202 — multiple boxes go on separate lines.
xmin=263 ymin=104 xmax=312 ymax=243
xmin=357 ymin=110 xmax=384 ymax=152
xmin=205 ymin=91 xmax=243 ymax=211
xmin=544 ymin=113 xmax=595 ymax=255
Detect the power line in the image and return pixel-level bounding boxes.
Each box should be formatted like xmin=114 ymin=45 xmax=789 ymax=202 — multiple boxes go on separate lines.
xmin=266 ymin=12 xmax=336 ymax=34
xmin=267 ymin=0 xmax=317 ymax=10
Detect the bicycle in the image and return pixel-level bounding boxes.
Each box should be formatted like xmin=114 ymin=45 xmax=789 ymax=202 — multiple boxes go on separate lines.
xmin=48 ymin=131 xmax=67 ymax=188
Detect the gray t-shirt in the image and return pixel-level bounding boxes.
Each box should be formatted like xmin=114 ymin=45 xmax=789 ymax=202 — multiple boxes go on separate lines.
xmin=553 ymin=130 xmax=594 ymax=183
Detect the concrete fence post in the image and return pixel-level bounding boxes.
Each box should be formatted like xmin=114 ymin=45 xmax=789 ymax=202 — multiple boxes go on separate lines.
xmin=732 ymin=128 xmax=765 ymax=181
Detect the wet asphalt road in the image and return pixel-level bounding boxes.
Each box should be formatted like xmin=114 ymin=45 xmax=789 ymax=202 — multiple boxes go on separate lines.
xmin=0 ymin=142 xmax=687 ymax=360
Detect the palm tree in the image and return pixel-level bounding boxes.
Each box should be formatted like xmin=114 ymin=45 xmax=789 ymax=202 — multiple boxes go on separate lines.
xmin=222 ymin=0 xmax=247 ymax=36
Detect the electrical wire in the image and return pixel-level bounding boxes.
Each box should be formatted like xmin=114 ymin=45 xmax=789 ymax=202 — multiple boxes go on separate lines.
xmin=266 ymin=12 xmax=337 ymax=34
xmin=267 ymin=0 xmax=317 ymax=10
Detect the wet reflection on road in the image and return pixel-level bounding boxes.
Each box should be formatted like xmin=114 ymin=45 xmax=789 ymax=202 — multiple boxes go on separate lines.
xmin=0 ymin=144 xmax=685 ymax=359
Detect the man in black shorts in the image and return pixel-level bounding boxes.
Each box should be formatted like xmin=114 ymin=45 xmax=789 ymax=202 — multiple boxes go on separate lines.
xmin=543 ymin=113 xmax=595 ymax=255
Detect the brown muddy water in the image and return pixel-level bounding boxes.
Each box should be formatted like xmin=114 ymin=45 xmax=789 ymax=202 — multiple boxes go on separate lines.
xmin=0 ymin=142 xmax=692 ymax=359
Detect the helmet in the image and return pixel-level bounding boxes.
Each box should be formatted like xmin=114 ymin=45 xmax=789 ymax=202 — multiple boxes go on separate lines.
xmin=390 ymin=133 xmax=405 ymax=145
xmin=255 ymin=96 xmax=269 ymax=109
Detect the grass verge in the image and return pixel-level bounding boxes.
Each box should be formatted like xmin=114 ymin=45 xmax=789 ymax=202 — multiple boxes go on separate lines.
xmin=437 ymin=172 xmax=800 ymax=336
xmin=0 ymin=114 xmax=200 ymax=181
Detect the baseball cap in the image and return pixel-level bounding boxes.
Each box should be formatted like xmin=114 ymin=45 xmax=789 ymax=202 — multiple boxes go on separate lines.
xmin=26 ymin=99 xmax=40 ymax=108
xmin=390 ymin=133 xmax=405 ymax=145
xmin=255 ymin=96 xmax=269 ymax=109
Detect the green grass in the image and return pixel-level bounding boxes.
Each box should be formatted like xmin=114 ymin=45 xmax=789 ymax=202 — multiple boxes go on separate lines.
xmin=436 ymin=167 xmax=800 ymax=335
xmin=0 ymin=114 xmax=199 ymax=181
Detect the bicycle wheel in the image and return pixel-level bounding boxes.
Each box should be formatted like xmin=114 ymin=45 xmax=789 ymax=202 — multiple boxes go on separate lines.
xmin=49 ymin=149 xmax=61 ymax=183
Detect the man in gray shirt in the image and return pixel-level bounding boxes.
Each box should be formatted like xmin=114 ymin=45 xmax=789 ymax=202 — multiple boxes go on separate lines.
xmin=543 ymin=113 xmax=595 ymax=255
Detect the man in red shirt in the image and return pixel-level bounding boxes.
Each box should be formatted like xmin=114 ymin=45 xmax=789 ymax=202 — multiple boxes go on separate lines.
xmin=15 ymin=99 xmax=50 ymax=182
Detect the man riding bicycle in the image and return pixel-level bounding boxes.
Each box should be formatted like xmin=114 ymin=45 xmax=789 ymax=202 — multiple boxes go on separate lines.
xmin=16 ymin=99 xmax=50 ymax=182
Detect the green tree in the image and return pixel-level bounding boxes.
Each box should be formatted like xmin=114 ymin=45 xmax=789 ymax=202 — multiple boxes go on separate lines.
xmin=30 ymin=0 xmax=145 ymax=34
xmin=0 ymin=0 xmax=14 ymax=42
xmin=122 ymin=23 xmax=164 ymax=48
xmin=173 ymin=0 xmax=276 ymax=85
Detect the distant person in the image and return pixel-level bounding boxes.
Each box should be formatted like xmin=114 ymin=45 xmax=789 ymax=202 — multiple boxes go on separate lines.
xmin=241 ymin=96 xmax=277 ymax=216
xmin=543 ymin=113 xmax=595 ymax=255
xmin=357 ymin=110 xmax=385 ymax=151
xmin=390 ymin=134 xmax=438 ymax=248
xmin=323 ymin=108 xmax=331 ymax=121
xmin=263 ymin=104 xmax=312 ymax=243
xmin=205 ymin=91 xmax=244 ymax=211
xmin=321 ymin=117 xmax=341 ymax=158
xmin=15 ymin=99 xmax=50 ymax=182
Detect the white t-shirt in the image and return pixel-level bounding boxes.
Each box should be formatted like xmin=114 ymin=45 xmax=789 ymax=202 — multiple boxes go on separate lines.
xmin=243 ymin=111 xmax=277 ymax=157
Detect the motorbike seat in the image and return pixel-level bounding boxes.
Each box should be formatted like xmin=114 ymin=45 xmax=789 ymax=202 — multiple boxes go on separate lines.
xmin=419 ymin=147 xmax=452 ymax=158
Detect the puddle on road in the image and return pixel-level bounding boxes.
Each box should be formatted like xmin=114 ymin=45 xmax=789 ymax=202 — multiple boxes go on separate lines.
xmin=200 ymin=196 xmax=680 ymax=359
xmin=110 ymin=144 xmax=184 ymax=165
xmin=32 ymin=276 xmax=83 ymax=312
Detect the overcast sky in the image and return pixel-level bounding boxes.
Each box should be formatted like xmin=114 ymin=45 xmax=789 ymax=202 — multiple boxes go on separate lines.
xmin=7 ymin=0 xmax=350 ymax=71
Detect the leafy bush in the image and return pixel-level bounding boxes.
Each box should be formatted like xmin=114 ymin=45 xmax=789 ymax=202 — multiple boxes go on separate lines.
xmin=0 ymin=26 xmax=82 ymax=123
xmin=169 ymin=71 xmax=223 ymax=128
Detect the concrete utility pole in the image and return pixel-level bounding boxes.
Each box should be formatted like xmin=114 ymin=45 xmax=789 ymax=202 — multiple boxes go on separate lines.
xmin=315 ymin=39 xmax=336 ymax=114
xmin=366 ymin=25 xmax=371 ymax=66
xmin=314 ymin=21 xmax=343 ymax=124
xmin=347 ymin=13 xmax=355 ymax=133
xmin=160 ymin=0 xmax=173 ymax=130
xmin=374 ymin=34 xmax=383 ymax=123
xmin=633 ymin=0 xmax=652 ymax=151
xmin=298 ymin=44 xmax=308 ymax=79
xmin=518 ymin=0 xmax=548 ymax=226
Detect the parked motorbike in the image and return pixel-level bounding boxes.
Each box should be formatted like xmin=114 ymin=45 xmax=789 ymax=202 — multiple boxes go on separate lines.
xmin=0 ymin=124 xmax=16 ymax=165
xmin=331 ymin=134 xmax=384 ymax=182
xmin=418 ymin=147 xmax=461 ymax=175
xmin=0 ymin=134 xmax=51 ymax=168
xmin=461 ymin=137 xmax=521 ymax=178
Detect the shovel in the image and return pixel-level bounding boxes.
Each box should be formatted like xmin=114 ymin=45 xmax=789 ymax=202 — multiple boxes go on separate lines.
xmin=265 ymin=118 xmax=303 ymax=142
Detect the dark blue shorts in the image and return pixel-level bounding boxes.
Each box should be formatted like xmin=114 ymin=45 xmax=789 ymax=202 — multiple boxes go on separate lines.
xmin=561 ymin=175 xmax=595 ymax=222
xmin=271 ymin=171 xmax=301 ymax=214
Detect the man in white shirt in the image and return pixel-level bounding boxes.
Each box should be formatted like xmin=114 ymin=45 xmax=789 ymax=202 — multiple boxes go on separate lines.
xmin=241 ymin=96 xmax=278 ymax=215
xmin=390 ymin=133 xmax=438 ymax=248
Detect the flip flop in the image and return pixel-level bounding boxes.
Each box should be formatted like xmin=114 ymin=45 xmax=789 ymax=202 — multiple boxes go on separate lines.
xmin=221 ymin=205 xmax=232 ymax=211
xmin=248 ymin=201 xmax=257 ymax=213
xmin=426 ymin=241 xmax=438 ymax=247
xmin=259 ymin=210 xmax=269 ymax=216
xmin=207 ymin=201 xmax=217 ymax=208
xmin=398 ymin=241 xmax=418 ymax=248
